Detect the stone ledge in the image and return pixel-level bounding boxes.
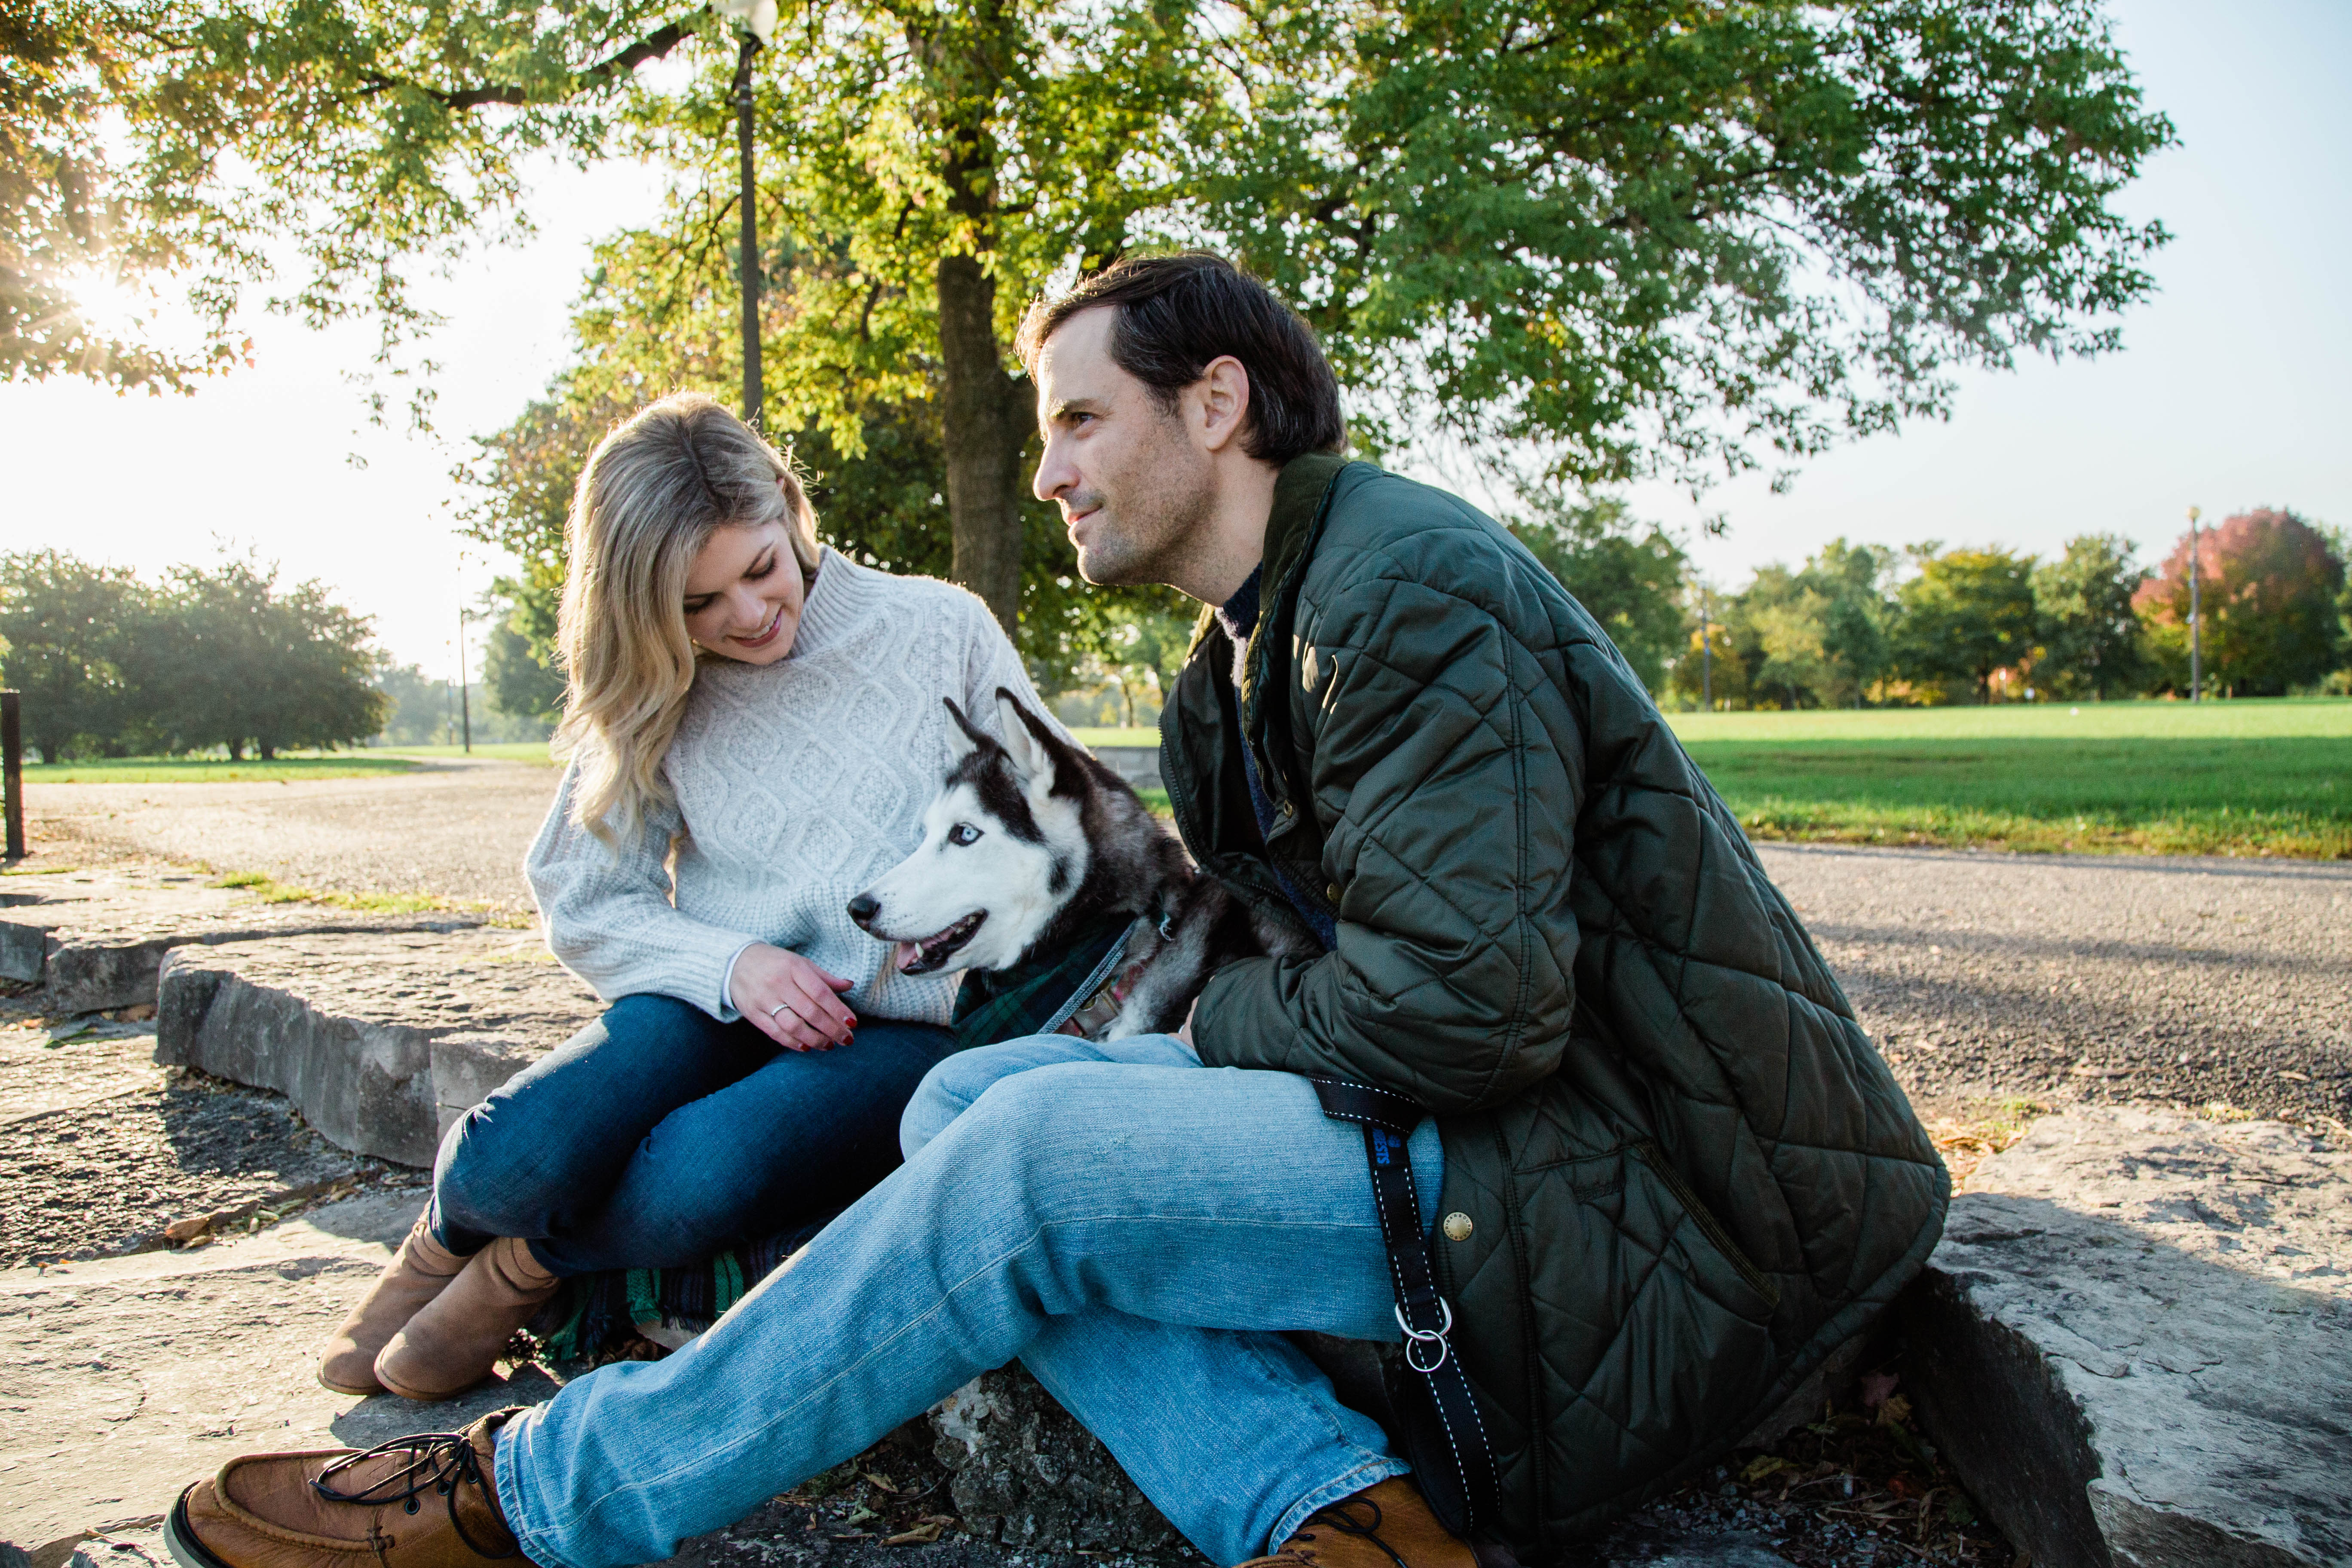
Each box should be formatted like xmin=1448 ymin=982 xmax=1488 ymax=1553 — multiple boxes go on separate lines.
xmin=1902 ymin=1106 xmax=2351 ymax=1568
xmin=156 ymin=928 xmax=602 ymax=1167
xmin=0 ymin=867 xmax=481 ymax=1013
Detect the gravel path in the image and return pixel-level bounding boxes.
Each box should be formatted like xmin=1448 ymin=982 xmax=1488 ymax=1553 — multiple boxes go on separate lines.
xmin=0 ymin=1011 xmax=417 ymax=1268
xmin=26 ymin=766 xmax=2351 ymax=1128
xmin=28 ymin=757 xmax=561 ymax=913
xmin=1761 ymin=843 xmax=2352 ymax=1128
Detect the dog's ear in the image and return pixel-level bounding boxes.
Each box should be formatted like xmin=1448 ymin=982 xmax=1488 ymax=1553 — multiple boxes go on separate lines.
xmin=993 ymin=687 xmax=1066 ymax=791
xmin=942 ymin=697 xmax=998 ymax=762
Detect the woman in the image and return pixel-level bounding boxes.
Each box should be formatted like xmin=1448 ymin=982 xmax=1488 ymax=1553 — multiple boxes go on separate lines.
xmin=318 ymin=391 xmax=1060 ymax=1402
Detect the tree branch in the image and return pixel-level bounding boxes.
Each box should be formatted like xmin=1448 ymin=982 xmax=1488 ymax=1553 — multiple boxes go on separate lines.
xmin=358 ymin=11 xmax=702 ymax=111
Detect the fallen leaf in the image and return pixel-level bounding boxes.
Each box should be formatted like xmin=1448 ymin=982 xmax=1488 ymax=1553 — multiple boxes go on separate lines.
xmin=883 ymin=1523 xmax=945 ymax=1547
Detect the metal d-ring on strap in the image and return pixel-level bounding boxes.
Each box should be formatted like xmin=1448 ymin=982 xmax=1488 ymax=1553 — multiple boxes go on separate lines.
xmin=1309 ymin=1076 xmax=1499 ymax=1540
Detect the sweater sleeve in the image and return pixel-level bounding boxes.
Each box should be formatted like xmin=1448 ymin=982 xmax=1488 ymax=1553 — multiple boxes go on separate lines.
xmin=525 ymin=753 xmax=766 ymax=1019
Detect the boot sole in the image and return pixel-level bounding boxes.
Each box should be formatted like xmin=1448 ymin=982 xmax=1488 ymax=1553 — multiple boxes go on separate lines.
xmin=375 ymin=1365 xmax=490 ymax=1403
xmin=318 ymin=1371 xmax=384 ymax=1397
xmin=163 ymin=1486 xmax=236 ymax=1568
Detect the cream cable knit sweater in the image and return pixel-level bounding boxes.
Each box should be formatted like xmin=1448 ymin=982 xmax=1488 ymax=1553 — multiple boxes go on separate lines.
xmin=524 ymin=549 xmax=1064 ymax=1026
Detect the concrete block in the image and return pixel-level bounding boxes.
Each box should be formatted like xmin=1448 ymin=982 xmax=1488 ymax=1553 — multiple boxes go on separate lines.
xmin=157 ymin=929 xmax=600 ymax=1167
xmin=1902 ymin=1106 xmax=2352 ymax=1568
xmin=0 ymin=868 xmax=480 ymax=1013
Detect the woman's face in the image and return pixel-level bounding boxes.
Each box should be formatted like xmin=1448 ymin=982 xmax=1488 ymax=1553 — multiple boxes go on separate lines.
xmin=683 ymin=519 xmax=806 ymax=666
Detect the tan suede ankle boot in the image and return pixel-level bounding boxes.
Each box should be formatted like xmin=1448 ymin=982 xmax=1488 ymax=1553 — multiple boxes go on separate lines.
xmin=318 ymin=1212 xmax=472 ymax=1396
xmin=1236 ymin=1477 xmax=1478 ymax=1568
xmin=373 ymin=1237 xmax=560 ymax=1403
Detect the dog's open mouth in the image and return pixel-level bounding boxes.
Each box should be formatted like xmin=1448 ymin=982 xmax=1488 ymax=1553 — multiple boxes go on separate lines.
xmin=896 ymin=911 xmax=986 ymax=974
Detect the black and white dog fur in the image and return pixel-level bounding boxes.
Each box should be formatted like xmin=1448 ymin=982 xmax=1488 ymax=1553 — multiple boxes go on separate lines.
xmin=846 ymin=687 xmax=1314 ymax=1039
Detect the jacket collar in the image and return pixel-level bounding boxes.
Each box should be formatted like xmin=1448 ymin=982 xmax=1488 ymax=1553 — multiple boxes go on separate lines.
xmin=1185 ymin=450 xmax=1353 ymax=713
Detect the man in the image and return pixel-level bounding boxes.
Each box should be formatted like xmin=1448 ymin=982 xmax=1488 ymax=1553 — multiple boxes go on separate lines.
xmin=162 ymin=254 xmax=1946 ymax=1568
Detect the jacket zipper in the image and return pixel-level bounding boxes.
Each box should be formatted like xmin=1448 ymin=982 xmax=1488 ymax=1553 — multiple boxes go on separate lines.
xmin=1632 ymin=1142 xmax=1781 ymax=1308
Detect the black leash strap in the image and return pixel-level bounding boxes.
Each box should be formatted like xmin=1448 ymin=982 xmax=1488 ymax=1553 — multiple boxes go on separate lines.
xmin=1310 ymin=1078 xmax=1500 ymax=1538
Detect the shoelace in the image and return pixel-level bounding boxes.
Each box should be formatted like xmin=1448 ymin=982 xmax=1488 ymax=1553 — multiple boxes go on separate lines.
xmin=1290 ymin=1495 xmax=1412 ymax=1568
xmin=313 ymin=1430 xmax=518 ymax=1559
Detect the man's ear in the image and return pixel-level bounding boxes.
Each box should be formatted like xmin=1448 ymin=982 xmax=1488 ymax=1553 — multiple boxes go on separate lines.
xmin=993 ymin=688 xmax=1062 ymax=792
xmin=942 ymin=697 xmax=995 ymax=761
xmin=1194 ymin=355 xmax=1253 ymax=455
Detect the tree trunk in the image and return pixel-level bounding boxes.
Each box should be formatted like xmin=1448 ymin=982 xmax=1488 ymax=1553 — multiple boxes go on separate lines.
xmin=936 ymin=252 xmax=1030 ymax=635
xmin=227 ymin=739 xmax=244 ymax=761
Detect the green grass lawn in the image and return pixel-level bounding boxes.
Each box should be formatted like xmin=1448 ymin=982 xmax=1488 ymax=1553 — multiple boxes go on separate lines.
xmin=1069 ymin=727 xmax=1160 ymax=749
xmin=374 ymin=742 xmax=560 ymax=764
xmin=1662 ymin=698 xmax=2352 ymax=859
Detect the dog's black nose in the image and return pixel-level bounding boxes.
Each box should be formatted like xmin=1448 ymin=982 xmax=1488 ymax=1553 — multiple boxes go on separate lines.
xmin=846 ymin=894 xmax=880 ymax=929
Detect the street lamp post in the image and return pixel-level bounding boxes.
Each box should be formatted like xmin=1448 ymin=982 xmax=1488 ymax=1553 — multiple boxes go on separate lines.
xmin=1700 ymin=586 xmax=1714 ymax=711
xmin=2187 ymin=505 xmax=2202 ymax=704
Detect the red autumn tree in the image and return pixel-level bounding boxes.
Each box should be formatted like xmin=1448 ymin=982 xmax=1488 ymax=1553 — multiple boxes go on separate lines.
xmin=2134 ymin=508 xmax=2346 ymax=695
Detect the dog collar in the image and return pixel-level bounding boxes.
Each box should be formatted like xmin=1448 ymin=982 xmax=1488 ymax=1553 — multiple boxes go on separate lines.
xmin=1041 ymin=916 xmax=1157 ymax=1041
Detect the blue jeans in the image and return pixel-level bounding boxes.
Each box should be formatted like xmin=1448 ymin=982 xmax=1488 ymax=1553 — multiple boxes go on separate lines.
xmin=430 ymin=993 xmax=962 ymax=1276
xmin=492 ymin=1032 xmax=1442 ymax=1568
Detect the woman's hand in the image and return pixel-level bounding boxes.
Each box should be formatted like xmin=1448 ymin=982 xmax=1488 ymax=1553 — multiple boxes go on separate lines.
xmin=730 ymin=943 xmax=858 ymax=1051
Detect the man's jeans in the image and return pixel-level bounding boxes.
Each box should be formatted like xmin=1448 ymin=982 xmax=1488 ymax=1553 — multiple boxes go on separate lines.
xmin=429 ymin=993 xmax=961 ymax=1275
xmin=493 ymin=1032 xmax=1442 ymax=1567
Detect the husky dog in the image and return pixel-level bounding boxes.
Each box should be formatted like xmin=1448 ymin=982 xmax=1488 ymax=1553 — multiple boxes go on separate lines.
xmin=847 ymin=687 xmax=1315 ymax=1039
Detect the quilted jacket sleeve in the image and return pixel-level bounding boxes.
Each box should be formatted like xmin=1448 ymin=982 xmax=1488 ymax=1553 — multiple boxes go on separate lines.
xmin=1191 ymin=556 xmax=1583 ymax=1114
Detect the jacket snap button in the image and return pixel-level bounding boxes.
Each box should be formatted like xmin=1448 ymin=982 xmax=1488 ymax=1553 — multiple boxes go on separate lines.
xmin=1443 ymin=1212 xmax=1474 ymax=1242
xmin=1326 ymin=882 xmax=1341 ymax=903
xmin=1278 ymin=799 xmax=1294 ymax=818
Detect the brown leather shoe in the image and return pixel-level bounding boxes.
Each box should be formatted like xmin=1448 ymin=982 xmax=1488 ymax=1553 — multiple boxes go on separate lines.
xmin=318 ymin=1212 xmax=472 ymax=1396
xmin=374 ymin=1237 xmax=560 ymax=1403
xmin=163 ymin=1409 xmax=532 ymax=1568
xmin=1237 ymin=1477 xmax=1478 ymax=1568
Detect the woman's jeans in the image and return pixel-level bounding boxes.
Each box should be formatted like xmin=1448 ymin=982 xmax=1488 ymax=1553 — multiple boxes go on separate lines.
xmin=429 ymin=992 xmax=962 ymax=1276
xmin=493 ymin=1032 xmax=1441 ymax=1568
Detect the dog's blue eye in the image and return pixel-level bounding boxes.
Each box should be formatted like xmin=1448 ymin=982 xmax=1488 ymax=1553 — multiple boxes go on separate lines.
xmin=948 ymin=824 xmax=983 ymax=847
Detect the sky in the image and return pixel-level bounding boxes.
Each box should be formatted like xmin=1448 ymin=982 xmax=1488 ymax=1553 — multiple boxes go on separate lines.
xmin=0 ymin=0 xmax=2345 ymax=678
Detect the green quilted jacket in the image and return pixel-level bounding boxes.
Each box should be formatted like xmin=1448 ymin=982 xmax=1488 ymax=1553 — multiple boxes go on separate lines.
xmin=1172 ymin=454 xmax=1949 ymax=1559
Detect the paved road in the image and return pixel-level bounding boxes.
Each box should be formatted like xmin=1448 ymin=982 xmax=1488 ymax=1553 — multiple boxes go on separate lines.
xmin=28 ymin=768 xmax=2352 ymax=1126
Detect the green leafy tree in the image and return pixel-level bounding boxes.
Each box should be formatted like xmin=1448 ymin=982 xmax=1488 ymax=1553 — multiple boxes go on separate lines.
xmin=481 ymin=609 xmax=568 ymax=723
xmin=1893 ymin=547 xmax=2040 ymax=704
xmin=2134 ymin=509 xmax=2346 ymax=697
xmin=154 ymin=554 xmax=388 ymax=757
xmin=0 ymin=549 xmax=150 ymax=759
xmin=1508 ymin=499 xmax=1688 ymax=695
xmin=2032 ymin=533 xmax=2148 ymax=698
xmin=0 ymin=0 xmax=247 ymax=388
xmin=373 ymin=661 xmax=454 ymax=745
xmin=92 ymin=0 xmax=2166 ymax=628
xmin=1667 ymin=539 xmax=1894 ymax=710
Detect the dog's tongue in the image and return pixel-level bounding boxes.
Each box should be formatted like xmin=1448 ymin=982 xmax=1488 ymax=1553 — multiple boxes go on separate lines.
xmin=895 ymin=940 xmax=921 ymax=973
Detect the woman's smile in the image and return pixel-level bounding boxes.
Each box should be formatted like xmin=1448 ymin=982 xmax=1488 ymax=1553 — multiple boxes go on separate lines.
xmin=730 ymin=604 xmax=787 ymax=649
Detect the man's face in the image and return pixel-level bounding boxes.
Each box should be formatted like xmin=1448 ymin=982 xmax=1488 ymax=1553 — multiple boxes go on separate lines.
xmin=1030 ymin=307 xmax=1216 ymax=588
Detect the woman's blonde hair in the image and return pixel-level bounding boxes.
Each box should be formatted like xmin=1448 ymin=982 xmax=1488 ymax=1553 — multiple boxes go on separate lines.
xmin=555 ymin=392 xmax=821 ymax=843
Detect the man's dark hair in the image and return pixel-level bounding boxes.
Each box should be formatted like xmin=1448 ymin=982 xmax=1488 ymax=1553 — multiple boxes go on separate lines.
xmin=1017 ymin=253 xmax=1346 ymax=464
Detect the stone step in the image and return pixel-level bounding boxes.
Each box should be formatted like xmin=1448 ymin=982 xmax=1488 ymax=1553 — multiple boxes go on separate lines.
xmin=1902 ymin=1106 xmax=2351 ymax=1568
xmin=156 ymin=928 xmax=603 ymax=1167
xmin=0 ymin=868 xmax=481 ymax=1014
